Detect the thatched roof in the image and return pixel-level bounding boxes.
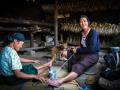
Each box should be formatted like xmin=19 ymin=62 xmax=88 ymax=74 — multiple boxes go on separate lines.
xmin=42 ymin=0 xmax=120 ymax=13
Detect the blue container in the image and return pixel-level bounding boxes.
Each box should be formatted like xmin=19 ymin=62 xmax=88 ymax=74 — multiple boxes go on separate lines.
xmin=80 ymin=85 xmax=91 ymax=90
xmin=49 ymin=70 xmax=56 ymax=80
xmin=110 ymin=47 xmax=120 ymax=52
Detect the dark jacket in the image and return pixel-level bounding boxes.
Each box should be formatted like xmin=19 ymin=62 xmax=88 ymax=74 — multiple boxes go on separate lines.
xmin=76 ymin=29 xmax=100 ymax=54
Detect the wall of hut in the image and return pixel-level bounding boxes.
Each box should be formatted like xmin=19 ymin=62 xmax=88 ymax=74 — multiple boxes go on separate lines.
xmin=0 ymin=0 xmax=120 ymax=49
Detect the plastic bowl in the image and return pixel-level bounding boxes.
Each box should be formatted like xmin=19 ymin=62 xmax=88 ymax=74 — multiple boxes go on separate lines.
xmin=110 ymin=47 xmax=120 ymax=52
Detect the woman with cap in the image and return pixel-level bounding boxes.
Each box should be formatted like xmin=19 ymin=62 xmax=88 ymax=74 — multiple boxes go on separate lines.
xmin=46 ymin=15 xmax=100 ymax=87
xmin=0 ymin=32 xmax=51 ymax=85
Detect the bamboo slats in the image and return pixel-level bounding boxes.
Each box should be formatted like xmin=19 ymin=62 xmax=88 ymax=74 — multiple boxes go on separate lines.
xmin=61 ymin=22 xmax=81 ymax=33
xmin=91 ymin=22 xmax=120 ymax=35
xmin=60 ymin=22 xmax=120 ymax=35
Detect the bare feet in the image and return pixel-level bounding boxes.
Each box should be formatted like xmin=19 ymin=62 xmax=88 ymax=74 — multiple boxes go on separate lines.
xmin=46 ymin=79 xmax=62 ymax=87
xmin=37 ymin=77 xmax=49 ymax=86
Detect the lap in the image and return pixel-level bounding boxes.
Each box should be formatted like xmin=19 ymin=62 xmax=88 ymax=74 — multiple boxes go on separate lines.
xmin=69 ymin=54 xmax=99 ymax=75
xmin=0 ymin=64 xmax=37 ymax=85
xmin=22 ymin=64 xmax=38 ymax=74
xmin=70 ymin=54 xmax=98 ymax=67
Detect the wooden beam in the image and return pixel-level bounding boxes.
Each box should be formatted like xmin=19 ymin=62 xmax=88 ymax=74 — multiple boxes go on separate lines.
xmin=54 ymin=0 xmax=58 ymax=46
xmin=0 ymin=27 xmax=31 ymax=31
xmin=0 ymin=17 xmax=53 ymax=27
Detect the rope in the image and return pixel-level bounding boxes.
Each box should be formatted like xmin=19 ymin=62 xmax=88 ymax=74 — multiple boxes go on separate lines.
xmin=116 ymin=52 xmax=119 ymax=70
xmin=56 ymin=54 xmax=74 ymax=74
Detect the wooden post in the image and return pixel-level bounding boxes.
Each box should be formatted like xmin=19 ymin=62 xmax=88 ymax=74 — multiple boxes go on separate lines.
xmin=54 ymin=0 xmax=58 ymax=46
xmin=30 ymin=32 xmax=34 ymax=47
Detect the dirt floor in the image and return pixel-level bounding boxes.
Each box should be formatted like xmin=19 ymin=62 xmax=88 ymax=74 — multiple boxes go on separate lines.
xmin=0 ymin=49 xmax=108 ymax=90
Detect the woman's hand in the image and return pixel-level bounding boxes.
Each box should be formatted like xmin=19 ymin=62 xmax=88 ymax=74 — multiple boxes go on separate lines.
xmin=69 ymin=47 xmax=77 ymax=53
xmin=21 ymin=58 xmax=41 ymax=64
xmin=34 ymin=74 xmax=44 ymax=81
xmin=72 ymin=48 xmax=77 ymax=53
xmin=46 ymin=60 xmax=53 ymax=67
xmin=32 ymin=60 xmax=41 ymax=64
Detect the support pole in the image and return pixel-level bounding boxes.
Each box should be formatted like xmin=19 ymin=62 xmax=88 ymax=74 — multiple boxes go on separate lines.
xmin=54 ymin=0 xmax=58 ymax=46
xmin=30 ymin=32 xmax=34 ymax=47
